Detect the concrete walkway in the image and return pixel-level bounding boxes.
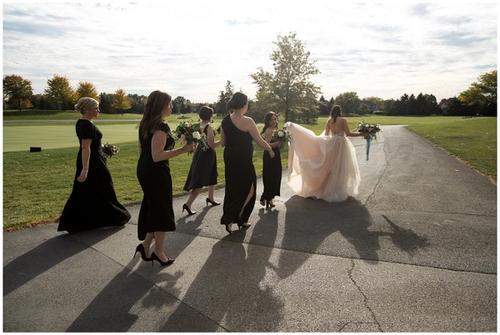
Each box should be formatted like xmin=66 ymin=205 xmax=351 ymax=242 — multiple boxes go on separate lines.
xmin=3 ymin=126 xmax=496 ymax=332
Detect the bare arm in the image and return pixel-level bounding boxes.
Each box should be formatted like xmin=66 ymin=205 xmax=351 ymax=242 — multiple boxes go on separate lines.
xmin=77 ymin=139 xmax=92 ymax=182
xmin=247 ymin=119 xmax=275 ymax=157
xmin=206 ymin=125 xmax=220 ymax=150
xmin=151 ymin=130 xmax=192 ymax=162
xmin=343 ymin=119 xmax=363 ymax=137
xmin=264 ymin=128 xmax=281 ymax=148
xmin=324 ymin=118 xmax=331 ymax=136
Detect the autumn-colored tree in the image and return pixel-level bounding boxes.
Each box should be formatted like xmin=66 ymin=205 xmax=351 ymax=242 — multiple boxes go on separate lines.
xmin=3 ymin=74 xmax=33 ymax=111
xmin=112 ymin=88 xmax=131 ymax=113
xmin=76 ymin=81 xmax=99 ymax=100
xmin=45 ymin=75 xmax=75 ymax=110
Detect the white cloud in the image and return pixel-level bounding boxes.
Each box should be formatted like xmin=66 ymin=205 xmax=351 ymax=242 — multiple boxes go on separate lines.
xmin=2 ymin=0 xmax=497 ymax=101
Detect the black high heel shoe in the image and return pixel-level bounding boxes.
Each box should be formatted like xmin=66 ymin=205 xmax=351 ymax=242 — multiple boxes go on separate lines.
xmin=225 ymin=224 xmax=232 ymax=234
xmin=150 ymin=252 xmax=175 ymax=266
xmin=206 ymin=198 xmax=220 ymax=206
xmin=260 ymin=198 xmax=266 ymax=206
xmin=134 ymin=244 xmax=150 ymax=261
xmin=182 ymin=204 xmax=196 ymax=215
xmin=238 ymin=222 xmax=251 ymax=230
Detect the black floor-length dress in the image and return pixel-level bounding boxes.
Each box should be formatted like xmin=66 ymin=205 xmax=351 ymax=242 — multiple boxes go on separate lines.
xmin=261 ymin=140 xmax=282 ymax=202
xmin=58 ymin=119 xmax=131 ymax=233
xmin=136 ymin=123 xmax=176 ymax=240
xmin=183 ymin=125 xmax=218 ymax=191
xmin=220 ymin=115 xmax=257 ymax=226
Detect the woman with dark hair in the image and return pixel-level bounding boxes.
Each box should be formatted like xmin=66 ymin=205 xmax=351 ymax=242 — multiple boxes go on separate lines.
xmin=220 ymin=92 xmax=275 ymax=234
xmin=260 ymin=111 xmax=282 ymax=209
xmin=182 ymin=106 xmax=221 ymax=215
xmin=136 ymin=90 xmax=193 ymax=266
xmin=286 ymin=104 xmax=363 ymax=202
xmin=58 ymin=97 xmax=131 ymax=233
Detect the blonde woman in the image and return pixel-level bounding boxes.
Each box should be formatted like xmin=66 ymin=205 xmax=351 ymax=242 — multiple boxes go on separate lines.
xmin=58 ymin=97 xmax=131 ymax=233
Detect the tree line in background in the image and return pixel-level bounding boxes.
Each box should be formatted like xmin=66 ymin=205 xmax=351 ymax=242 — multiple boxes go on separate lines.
xmin=3 ymin=33 xmax=497 ymax=121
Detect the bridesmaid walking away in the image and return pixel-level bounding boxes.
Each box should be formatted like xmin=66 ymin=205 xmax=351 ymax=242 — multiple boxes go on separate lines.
xmin=260 ymin=112 xmax=282 ymax=209
xmin=58 ymin=97 xmax=131 ymax=233
xmin=183 ymin=106 xmax=221 ymax=215
xmin=136 ymin=90 xmax=193 ymax=266
xmin=220 ymin=92 xmax=275 ymax=234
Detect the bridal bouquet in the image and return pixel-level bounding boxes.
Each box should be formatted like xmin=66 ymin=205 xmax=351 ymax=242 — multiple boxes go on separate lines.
xmin=175 ymin=121 xmax=209 ymax=151
xmin=357 ymin=121 xmax=381 ymax=161
xmin=102 ymin=143 xmax=120 ymax=158
xmin=272 ymin=128 xmax=291 ymax=142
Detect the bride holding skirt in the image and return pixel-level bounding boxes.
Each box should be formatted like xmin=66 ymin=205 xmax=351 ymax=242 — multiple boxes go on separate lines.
xmin=286 ymin=105 xmax=363 ymax=202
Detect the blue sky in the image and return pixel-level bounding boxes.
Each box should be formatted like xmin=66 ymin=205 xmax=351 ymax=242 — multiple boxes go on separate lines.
xmin=3 ymin=0 xmax=497 ymax=102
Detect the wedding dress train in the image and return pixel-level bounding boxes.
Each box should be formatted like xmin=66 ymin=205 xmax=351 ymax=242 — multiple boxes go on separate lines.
xmin=286 ymin=122 xmax=361 ymax=202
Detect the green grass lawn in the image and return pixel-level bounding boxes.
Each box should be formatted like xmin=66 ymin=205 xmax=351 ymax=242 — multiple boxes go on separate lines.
xmin=3 ymin=112 xmax=497 ymax=229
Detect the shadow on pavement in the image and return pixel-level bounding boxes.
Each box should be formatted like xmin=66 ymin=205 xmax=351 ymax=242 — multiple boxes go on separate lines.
xmin=3 ymin=226 xmax=121 ymax=296
xmin=161 ymin=208 xmax=284 ymax=332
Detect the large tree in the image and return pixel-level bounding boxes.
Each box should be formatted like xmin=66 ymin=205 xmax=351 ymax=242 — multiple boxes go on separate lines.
xmin=3 ymin=74 xmax=33 ymax=111
xmin=112 ymin=88 xmax=131 ymax=113
xmin=251 ymin=32 xmax=321 ymax=122
xmin=214 ymin=80 xmax=234 ymax=117
xmin=459 ymin=70 xmax=497 ymax=116
xmin=334 ymin=92 xmax=361 ymax=115
xmin=76 ymin=81 xmax=99 ymax=100
xmin=45 ymin=75 xmax=75 ymax=110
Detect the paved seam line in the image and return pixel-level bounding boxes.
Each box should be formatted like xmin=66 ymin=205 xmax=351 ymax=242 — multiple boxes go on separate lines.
xmin=69 ymin=237 xmax=230 ymax=333
xmin=172 ymin=230 xmax=497 ymax=275
xmin=347 ymin=259 xmax=383 ymax=332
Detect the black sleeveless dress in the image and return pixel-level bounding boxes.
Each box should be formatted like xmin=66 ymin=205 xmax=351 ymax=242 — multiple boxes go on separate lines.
xmin=183 ymin=124 xmax=218 ymax=191
xmin=220 ymin=115 xmax=256 ymax=226
xmin=261 ymin=139 xmax=282 ymax=202
xmin=136 ymin=123 xmax=176 ymax=240
xmin=58 ymin=119 xmax=131 ymax=233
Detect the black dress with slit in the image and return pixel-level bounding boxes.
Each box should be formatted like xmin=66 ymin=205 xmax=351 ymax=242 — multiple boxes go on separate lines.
xmin=136 ymin=123 xmax=176 ymax=240
xmin=58 ymin=119 xmax=131 ymax=233
xmin=183 ymin=124 xmax=218 ymax=191
xmin=220 ymin=115 xmax=256 ymax=226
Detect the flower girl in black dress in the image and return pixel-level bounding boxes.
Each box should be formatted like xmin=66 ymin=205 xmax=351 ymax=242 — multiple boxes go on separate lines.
xmin=183 ymin=106 xmax=222 ymax=215
xmin=136 ymin=91 xmax=193 ymax=266
xmin=58 ymin=97 xmax=130 ymax=233
xmin=220 ymin=92 xmax=275 ymax=234
xmin=260 ymin=112 xmax=282 ymax=209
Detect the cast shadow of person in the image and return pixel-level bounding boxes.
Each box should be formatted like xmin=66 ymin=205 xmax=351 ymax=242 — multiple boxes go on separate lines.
xmin=4 ymin=225 xmax=123 ymax=296
xmin=277 ymin=196 xmax=382 ymax=280
xmin=66 ymin=256 xmax=184 ymax=332
xmin=66 ymin=205 xmax=219 ymax=332
xmin=161 ymin=208 xmax=284 ymax=332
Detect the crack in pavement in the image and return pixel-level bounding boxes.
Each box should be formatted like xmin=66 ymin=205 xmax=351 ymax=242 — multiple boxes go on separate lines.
xmin=347 ymin=259 xmax=383 ymax=332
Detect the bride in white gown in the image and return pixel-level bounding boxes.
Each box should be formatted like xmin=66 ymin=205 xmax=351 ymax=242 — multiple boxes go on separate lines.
xmin=286 ymin=105 xmax=364 ymax=202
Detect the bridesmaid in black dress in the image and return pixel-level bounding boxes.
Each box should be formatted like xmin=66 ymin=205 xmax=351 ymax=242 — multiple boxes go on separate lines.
xmin=58 ymin=97 xmax=131 ymax=233
xmin=260 ymin=112 xmax=282 ymax=209
xmin=136 ymin=90 xmax=193 ymax=266
xmin=220 ymin=92 xmax=275 ymax=234
xmin=182 ymin=106 xmax=222 ymax=215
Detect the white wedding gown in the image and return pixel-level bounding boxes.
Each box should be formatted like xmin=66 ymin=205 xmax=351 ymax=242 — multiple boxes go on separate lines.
xmin=286 ymin=122 xmax=361 ymax=202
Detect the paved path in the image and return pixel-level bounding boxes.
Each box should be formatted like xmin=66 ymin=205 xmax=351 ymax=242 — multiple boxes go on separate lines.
xmin=3 ymin=126 xmax=496 ymax=332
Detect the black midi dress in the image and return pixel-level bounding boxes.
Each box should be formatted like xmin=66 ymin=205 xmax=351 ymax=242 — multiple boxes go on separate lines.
xmin=183 ymin=124 xmax=218 ymax=191
xmin=136 ymin=123 xmax=176 ymax=240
